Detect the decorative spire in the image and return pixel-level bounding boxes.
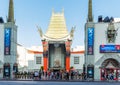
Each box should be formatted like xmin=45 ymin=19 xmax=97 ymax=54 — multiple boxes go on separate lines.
xmin=52 ymin=8 xmax=54 ymax=15
xmin=88 ymin=0 xmax=93 ymax=22
xmin=62 ymin=8 xmax=64 ymax=14
xmin=7 ymin=0 xmax=15 ymax=23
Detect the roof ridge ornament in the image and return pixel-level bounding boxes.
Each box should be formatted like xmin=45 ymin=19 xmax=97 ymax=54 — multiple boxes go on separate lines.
xmin=70 ymin=26 xmax=75 ymax=38
xmin=37 ymin=25 xmax=43 ymax=38
xmin=62 ymin=8 xmax=64 ymax=14
xmin=52 ymin=8 xmax=54 ymax=15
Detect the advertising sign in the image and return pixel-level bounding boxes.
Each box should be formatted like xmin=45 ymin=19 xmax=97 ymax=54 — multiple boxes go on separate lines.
xmin=4 ymin=28 xmax=11 ymax=55
xmin=87 ymin=28 xmax=94 ymax=55
xmin=4 ymin=65 xmax=10 ymax=77
xmin=87 ymin=66 xmax=94 ymax=78
xmin=100 ymin=45 xmax=120 ymax=53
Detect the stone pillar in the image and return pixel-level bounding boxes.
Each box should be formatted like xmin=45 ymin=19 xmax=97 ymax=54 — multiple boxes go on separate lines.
xmin=43 ymin=57 xmax=48 ymax=72
xmin=42 ymin=41 xmax=48 ymax=72
xmin=94 ymin=66 xmax=100 ymax=80
xmin=65 ymin=41 xmax=71 ymax=72
xmin=66 ymin=57 xmax=70 ymax=71
xmin=10 ymin=63 xmax=13 ymax=79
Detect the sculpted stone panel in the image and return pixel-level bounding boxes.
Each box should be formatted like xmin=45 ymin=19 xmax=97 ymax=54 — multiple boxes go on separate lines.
xmin=95 ymin=54 xmax=120 ymax=67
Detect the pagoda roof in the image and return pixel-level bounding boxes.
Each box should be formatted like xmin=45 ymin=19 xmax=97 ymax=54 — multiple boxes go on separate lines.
xmin=45 ymin=11 xmax=69 ymax=39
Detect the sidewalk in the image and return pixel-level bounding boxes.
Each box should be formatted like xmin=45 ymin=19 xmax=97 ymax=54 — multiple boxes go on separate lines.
xmin=0 ymin=79 xmax=120 ymax=82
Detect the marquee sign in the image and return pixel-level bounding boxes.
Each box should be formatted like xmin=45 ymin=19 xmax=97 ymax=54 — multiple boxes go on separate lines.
xmin=4 ymin=28 xmax=11 ymax=55
xmin=87 ymin=28 xmax=94 ymax=55
xmin=100 ymin=45 xmax=120 ymax=53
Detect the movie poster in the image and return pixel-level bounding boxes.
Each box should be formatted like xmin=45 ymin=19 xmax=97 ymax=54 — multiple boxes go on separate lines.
xmin=87 ymin=28 xmax=94 ymax=55
xmin=4 ymin=28 xmax=11 ymax=55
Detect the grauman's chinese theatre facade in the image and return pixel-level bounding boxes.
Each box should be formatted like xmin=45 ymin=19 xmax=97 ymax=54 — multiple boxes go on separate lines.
xmin=38 ymin=10 xmax=74 ymax=72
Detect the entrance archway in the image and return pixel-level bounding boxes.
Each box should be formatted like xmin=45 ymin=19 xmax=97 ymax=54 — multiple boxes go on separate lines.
xmin=100 ymin=58 xmax=120 ymax=80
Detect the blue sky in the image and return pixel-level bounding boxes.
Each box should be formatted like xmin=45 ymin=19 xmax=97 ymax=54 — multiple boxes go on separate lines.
xmin=0 ymin=0 xmax=120 ymax=48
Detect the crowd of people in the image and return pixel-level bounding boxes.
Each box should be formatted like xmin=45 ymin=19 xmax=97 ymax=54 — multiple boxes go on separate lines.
xmin=101 ymin=72 xmax=117 ymax=80
xmin=14 ymin=70 xmax=87 ymax=80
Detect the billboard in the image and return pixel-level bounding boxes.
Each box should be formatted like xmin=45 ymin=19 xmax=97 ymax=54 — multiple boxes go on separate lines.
xmin=4 ymin=28 xmax=11 ymax=55
xmin=100 ymin=45 xmax=120 ymax=53
xmin=87 ymin=28 xmax=94 ymax=55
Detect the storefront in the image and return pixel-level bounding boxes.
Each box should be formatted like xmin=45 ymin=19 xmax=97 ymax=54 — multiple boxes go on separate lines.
xmin=100 ymin=58 xmax=120 ymax=80
xmin=85 ymin=0 xmax=120 ymax=81
xmin=100 ymin=68 xmax=120 ymax=80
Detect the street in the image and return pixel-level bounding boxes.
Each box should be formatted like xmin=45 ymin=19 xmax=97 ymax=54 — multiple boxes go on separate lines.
xmin=0 ymin=81 xmax=120 ymax=85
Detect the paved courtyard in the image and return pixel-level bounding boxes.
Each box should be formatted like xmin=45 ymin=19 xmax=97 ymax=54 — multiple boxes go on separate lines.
xmin=0 ymin=81 xmax=120 ymax=85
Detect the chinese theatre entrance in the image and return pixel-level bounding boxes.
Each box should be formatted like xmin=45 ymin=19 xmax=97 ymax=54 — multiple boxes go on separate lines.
xmin=100 ymin=58 xmax=120 ymax=80
xmin=49 ymin=43 xmax=66 ymax=71
xmin=39 ymin=11 xmax=73 ymax=72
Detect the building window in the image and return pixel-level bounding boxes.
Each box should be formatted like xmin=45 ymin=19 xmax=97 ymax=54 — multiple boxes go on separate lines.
xmin=74 ymin=57 xmax=79 ymax=64
xmin=36 ymin=57 xmax=42 ymax=64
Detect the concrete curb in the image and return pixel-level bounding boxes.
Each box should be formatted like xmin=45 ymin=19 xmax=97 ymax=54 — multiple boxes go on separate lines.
xmin=0 ymin=79 xmax=120 ymax=82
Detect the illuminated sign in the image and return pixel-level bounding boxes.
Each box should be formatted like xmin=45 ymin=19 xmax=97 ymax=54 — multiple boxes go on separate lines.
xmin=87 ymin=28 xmax=94 ymax=55
xmin=87 ymin=66 xmax=94 ymax=78
xmin=4 ymin=28 xmax=11 ymax=55
xmin=100 ymin=45 xmax=120 ymax=53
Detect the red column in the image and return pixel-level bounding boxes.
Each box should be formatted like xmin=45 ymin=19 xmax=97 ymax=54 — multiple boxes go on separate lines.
xmin=66 ymin=57 xmax=70 ymax=71
xmin=42 ymin=41 xmax=48 ymax=72
xmin=43 ymin=57 xmax=48 ymax=72
xmin=65 ymin=41 xmax=71 ymax=72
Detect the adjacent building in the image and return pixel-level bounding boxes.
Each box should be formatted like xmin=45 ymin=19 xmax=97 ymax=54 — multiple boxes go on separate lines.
xmin=85 ymin=0 xmax=120 ymax=80
xmin=0 ymin=0 xmax=17 ymax=79
xmin=17 ymin=45 xmax=84 ymax=73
